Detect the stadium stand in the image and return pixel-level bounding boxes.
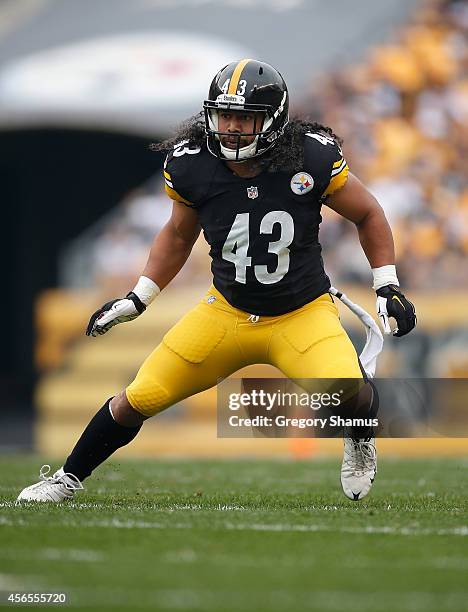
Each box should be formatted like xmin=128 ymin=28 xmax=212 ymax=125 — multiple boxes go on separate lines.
xmin=312 ymin=0 xmax=468 ymax=289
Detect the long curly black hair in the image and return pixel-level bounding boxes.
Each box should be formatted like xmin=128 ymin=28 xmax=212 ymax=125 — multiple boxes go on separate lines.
xmin=151 ymin=112 xmax=342 ymax=173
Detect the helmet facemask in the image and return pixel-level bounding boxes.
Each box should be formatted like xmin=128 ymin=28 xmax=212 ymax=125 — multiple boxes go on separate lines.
xmin=204 ymin=91 xmax=288 ymax=162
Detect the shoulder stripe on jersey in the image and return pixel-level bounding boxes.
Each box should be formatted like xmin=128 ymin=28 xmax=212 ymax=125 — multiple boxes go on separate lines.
xmin=331 ymin=158 xmax=347 ymax=177
xmin=324 ymin=163 xmax=349 ymax=197
xmin=333 ymin=157 xmax=344 ymax=169
xmin=164 ymin=177 xmax=174 ymax=189
xmin=164 ymin=183 xmax=195 ymax=207
xmin=228 ymin=58 xmax=252 ymax=94
xmin=164 ymin=170 xmax=172 ymax=180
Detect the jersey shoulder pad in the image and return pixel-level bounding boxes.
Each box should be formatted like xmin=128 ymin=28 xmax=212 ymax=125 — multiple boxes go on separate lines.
xmin=163 ymin=141 xmax=214 ymax=208
xmin=303 ymin=132 xmax=349 ymax=198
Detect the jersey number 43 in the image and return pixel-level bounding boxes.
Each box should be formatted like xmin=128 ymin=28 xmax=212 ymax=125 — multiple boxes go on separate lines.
xmin=222 ymin=211 xmax=294 ymax=285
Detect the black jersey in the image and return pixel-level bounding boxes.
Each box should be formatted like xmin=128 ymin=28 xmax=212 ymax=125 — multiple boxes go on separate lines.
xmin=163 ymin=133 xmax=349 ymax=316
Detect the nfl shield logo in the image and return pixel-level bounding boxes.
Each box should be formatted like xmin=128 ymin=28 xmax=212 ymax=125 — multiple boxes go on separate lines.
xmin=247 ymin=186 xmax=258 ymax=199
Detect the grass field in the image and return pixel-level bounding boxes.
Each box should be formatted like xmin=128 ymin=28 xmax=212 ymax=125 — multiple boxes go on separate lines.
xmin=0 ymin=455 xmax=467 ymax=612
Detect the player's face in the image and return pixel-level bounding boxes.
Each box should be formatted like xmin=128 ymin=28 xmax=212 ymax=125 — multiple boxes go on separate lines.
xmin=217 ymin=110 xmax=264 ymax=149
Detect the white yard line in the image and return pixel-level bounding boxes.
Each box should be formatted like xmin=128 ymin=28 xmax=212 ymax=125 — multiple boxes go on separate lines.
xmin=223 ymin=523 xmax=468 ymax=537
xmin=2 ymin=514 xmax=467 ymax=536
xmin=0 ymin=548 xmax=104 ymax=562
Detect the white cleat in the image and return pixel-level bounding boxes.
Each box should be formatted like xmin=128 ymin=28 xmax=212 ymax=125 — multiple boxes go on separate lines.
xmin=16 ymin=465 xmax=84 ymax=503
xmin=341 ymin=437 xmax=377 ymax=501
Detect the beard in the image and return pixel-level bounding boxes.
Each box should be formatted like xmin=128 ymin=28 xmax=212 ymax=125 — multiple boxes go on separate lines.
xmin=220 ymin=134 xmax=255 ymax=149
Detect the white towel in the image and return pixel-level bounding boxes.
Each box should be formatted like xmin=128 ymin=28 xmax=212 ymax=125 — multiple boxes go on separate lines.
xmin=329 ymin=286 xmax=384 ymax=379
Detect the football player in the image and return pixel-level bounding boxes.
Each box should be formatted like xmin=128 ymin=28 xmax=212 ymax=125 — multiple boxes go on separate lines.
xmin=17 ymin=59 xmax=416 ymax=504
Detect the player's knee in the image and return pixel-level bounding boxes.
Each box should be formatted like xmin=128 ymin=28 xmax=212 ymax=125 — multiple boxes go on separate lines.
xmin=110 ymin=390 xmax=148 ymax=427
xmin=125 ymin=377 xmax=171 ymax=418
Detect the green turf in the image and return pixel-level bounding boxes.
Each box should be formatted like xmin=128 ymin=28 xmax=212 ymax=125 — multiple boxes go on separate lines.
xmin=0 ymin=456 xmax=467 ymax=612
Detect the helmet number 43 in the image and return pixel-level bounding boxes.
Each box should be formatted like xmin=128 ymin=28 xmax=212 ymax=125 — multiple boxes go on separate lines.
xmin=222 ymin=211 xmax=294 ymax=284
xmin=221 ymin=79 xmax=247 ymax=96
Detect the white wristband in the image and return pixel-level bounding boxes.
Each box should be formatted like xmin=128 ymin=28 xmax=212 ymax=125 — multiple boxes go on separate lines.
xmin=372 ymin=265 xmax=399 ymax=290
xmin=132 ymin=276 xmax=161 ymax=306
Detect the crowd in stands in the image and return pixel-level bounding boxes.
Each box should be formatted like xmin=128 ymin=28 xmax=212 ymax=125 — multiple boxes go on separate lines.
xmin=312 ymin=0 xmax=467 ymax=289
xmin=86 ymin=0 xmax=466 ymax=292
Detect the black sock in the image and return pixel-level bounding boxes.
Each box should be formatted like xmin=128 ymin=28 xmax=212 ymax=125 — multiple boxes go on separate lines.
xmin=63 ymin=398 xmax=142 ymax=481
xmin=328 ymin=381 xmax=379 ymax=440
xmin=349 ymin=380 xmax=379 ymax=440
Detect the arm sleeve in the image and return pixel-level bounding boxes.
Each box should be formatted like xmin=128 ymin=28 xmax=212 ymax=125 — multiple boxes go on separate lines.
xmin=323 ymin=152 xmax=349 ymax=197
xmin=163 ymin=143 xmax=203 ymax=208
xmin=163 ymin=162 xmax=195 ymax=207
xmin=303 ymin=132 xmax=350 ymax=199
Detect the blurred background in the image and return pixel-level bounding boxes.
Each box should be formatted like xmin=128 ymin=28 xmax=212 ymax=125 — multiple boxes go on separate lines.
xmin=0 ymin=0 xmax=467 ymax=457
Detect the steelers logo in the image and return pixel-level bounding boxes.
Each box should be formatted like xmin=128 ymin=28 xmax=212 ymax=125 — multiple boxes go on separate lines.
xmin=290 ymin=172 xmax=314 ymax=195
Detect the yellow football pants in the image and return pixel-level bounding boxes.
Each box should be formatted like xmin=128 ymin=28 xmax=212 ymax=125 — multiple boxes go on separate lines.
xmin=126 ymin=285 xmax=363 ymax=417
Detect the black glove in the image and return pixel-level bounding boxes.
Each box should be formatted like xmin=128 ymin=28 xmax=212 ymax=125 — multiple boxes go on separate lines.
xmin=375 ymin=285 xmax=417 ymax=337
xmin=86 ymin=292 xmax=146 ymax=337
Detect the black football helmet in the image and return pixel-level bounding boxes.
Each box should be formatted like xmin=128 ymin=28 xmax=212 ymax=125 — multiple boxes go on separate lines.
xmin=203 ymin=59 xmax=289 ymax=161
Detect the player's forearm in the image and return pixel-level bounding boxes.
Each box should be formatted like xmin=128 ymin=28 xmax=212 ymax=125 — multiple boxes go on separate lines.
xmin=141 ymin=223 xmax=197 ymax=290
xmin=356 ymin=207 xmax=395 ymax=269
xmin=87 ymin=219 xmax=199 ymax=336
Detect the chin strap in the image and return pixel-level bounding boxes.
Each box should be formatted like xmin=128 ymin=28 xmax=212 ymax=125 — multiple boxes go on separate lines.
xmin=329 ymin=287 xmax=384 ymax=379
xmin=219 ymin=136 xmax=260 ymax=161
